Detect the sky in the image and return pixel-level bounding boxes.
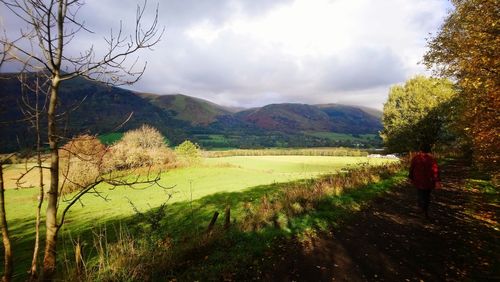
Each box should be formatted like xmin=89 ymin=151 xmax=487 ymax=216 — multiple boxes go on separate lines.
xmin=0 ymin=0 xmax=453 ymax=110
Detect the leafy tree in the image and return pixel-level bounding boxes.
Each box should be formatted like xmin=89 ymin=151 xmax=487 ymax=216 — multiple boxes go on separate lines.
xmin=424 ymin=0 xmax=499 ymax=173
xmin=108 ymin=125 xmax=175 ymax=169
xmin=175 ymin=140 xmax=202 ymax=166
xmin=381 ymin=76 xmax=457 ymax=152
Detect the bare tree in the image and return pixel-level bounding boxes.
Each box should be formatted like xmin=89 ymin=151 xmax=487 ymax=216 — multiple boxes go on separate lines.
xmin=0 ymin=0 xmax=164 ymax=280
xmin=15 ymin=73 xmax=49 ymax=280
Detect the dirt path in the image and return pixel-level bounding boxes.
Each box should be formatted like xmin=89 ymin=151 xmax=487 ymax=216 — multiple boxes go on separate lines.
xmin=261 ymin=160 xmax=499 ymax=281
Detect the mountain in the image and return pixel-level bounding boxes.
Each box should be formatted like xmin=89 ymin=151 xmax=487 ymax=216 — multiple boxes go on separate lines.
xmin=236 ymin=103 xmax=332 ymax=132
xmin=0 ymin=73 xmax=383 ymax=152
xmin=315 ymin=104 xmax=383 ymax=133
xmin=232 ymin=103 xmax=382 ymax=134
xmin=138 ymin=93 xmax=232 ymax=125
xmin=0 ymin=73 xmax=190 ymax=152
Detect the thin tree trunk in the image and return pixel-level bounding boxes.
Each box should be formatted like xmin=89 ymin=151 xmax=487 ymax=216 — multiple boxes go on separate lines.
xmin=42 ymin=77 xmax=60 ymax=281
xmin=0 ymin=164 xmax=13 ymax=282
xmin=29 ymin=81 xmax=44 ymax=279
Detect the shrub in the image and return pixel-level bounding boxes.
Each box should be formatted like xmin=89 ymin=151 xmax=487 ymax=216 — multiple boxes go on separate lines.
xmin=60 ymin=135 xmax=107 ymax=194
xmin=175 ymin=140 xmax=202 ymax=166
xmin=105 ymin=125 xmax=175 ymax=169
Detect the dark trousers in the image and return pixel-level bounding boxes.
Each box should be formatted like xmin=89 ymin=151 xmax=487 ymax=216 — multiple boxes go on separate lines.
xmin=417 ymin=189 xmax=432 ymax=212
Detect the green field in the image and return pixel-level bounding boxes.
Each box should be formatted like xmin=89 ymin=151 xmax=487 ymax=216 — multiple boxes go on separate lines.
xmin=3 ymin=155 xmax=396 ymax=278
xmin=98 ymin=132 xmax=124 ymax=145
xmin=5 ymin=156 xmax=391 ymax=224
xmin=305 ymin=132 xmax=378 ymax=140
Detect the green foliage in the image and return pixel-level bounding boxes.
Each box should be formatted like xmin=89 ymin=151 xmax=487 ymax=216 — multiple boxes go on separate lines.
xmin=381 ymin=75 xmax=457 ymax=152
xmin=175 ymin=140 xmax=202 ymax=166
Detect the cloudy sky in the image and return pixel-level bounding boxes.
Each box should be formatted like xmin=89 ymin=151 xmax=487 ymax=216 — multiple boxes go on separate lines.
xmin=1 ymin=0 xmax=452 ymax=109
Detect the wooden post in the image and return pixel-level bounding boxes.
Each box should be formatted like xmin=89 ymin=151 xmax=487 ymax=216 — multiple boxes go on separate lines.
xmin=206 ymin=211 xmax=219 ymax=234
xmin=224 ymin=207 xmax=231 ymax=230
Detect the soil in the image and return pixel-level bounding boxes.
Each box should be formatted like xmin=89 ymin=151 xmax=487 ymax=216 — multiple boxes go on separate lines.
xmin=254 ymin=159 xmax=499 ymax=281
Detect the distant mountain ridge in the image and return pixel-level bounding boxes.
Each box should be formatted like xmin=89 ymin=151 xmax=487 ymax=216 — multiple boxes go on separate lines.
xmin=0 ymin=73 xmax=383 ymax=152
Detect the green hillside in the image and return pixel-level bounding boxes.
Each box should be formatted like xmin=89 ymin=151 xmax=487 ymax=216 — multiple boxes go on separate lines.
xmin=0 ymin=73 xmax=190 ymax=152
xmin=139 ymin=93 xmax=231 ymax=125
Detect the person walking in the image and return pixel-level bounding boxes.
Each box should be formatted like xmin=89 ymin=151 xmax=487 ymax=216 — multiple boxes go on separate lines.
xmin=409 ymin=144 xmax=441 ymax=219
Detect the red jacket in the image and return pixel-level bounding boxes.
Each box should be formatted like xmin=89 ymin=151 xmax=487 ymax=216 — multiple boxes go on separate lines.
xmin=409 ymin=152 xmax=440 ymax=190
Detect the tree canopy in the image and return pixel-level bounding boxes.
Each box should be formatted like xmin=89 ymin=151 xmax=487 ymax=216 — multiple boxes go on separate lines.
xmin=424 ymin=0 xmax=499 ymax=173
xmin=381 ymin=75 xmax=457 ymax=153
xmin=175 ymin=140 xmax=202 ymax=166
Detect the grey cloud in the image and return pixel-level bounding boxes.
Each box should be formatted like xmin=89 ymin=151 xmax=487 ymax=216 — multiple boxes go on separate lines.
xmin=321 ymin=47 xmax=406 ymax=92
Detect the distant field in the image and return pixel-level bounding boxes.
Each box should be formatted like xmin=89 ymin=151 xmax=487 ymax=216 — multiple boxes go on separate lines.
xmin=203 ymin=147 xmax=368 ymax=157
xmin=305 ymin=132 xmax=382 ymax=147
xmin=193 ymin=134 xmax=238 ymax=149
xmin=98 ymin=132 xmax=124 ymax=145
xmin=304 ymin=131 xmax=381 ymax=143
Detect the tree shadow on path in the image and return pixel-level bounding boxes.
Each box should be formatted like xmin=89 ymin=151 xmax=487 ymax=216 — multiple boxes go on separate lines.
xmin=265 ymin=159 xmax=499 ymax=281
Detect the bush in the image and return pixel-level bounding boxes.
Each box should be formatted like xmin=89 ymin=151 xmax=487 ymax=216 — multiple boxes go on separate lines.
xmin=105 ymin=125 xmax=175 ymax=170
xmin=175 ymin=140 xmax=202 ymax=166
xmin=60 ymin=135 xmax=107 ymax=194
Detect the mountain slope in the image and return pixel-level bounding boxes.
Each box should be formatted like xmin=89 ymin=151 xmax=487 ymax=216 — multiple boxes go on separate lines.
xmin=138 ymin=93 xmax=231 ymax=125
xmin=233 ymin=103 xmax=382 ymax=134
xmin=316 ymin=104 xmax=382 ymax=133
xmin=0 ymin=73 xmax=190 ymax=152
xmin=235 ymin=104 xmax=332 ymax=132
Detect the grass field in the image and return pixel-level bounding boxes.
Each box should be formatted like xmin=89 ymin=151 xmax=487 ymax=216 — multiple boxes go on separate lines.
xmin=2 ymin=155 xmax=396 ymax=278
xmin=5 ymin=156 xmax=391 ymax=223
xmin=2 ymin=164 xmax=51 ymax=189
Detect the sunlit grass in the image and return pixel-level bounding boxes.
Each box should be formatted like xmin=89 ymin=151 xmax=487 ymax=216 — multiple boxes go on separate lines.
xmin=2 ymin=155 xmax=397 ymax=278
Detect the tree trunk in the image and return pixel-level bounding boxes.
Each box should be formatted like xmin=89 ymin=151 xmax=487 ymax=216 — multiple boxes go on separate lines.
xmin=0 ymin=164 xmax=13 ymax=282
xmin=29 ymin=86 xmax=44 ymax=279
xmin=42 ymin=77 xmax=60 ymax=281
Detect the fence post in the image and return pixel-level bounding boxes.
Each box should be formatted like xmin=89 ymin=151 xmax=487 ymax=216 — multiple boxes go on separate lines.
xmin=207 ymin=211 xmax=219 ymax=234
xmin=224 ymin=206 xmax=231 ymax=229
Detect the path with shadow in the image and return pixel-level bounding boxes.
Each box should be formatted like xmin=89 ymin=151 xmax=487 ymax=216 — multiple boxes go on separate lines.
xmin=260 ymin=160 xmax=499 ymax=281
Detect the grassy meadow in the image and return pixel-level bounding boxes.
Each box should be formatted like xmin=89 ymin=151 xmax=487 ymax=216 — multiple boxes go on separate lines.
xmin=2 ymin=153 xmax=398 ymax=279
